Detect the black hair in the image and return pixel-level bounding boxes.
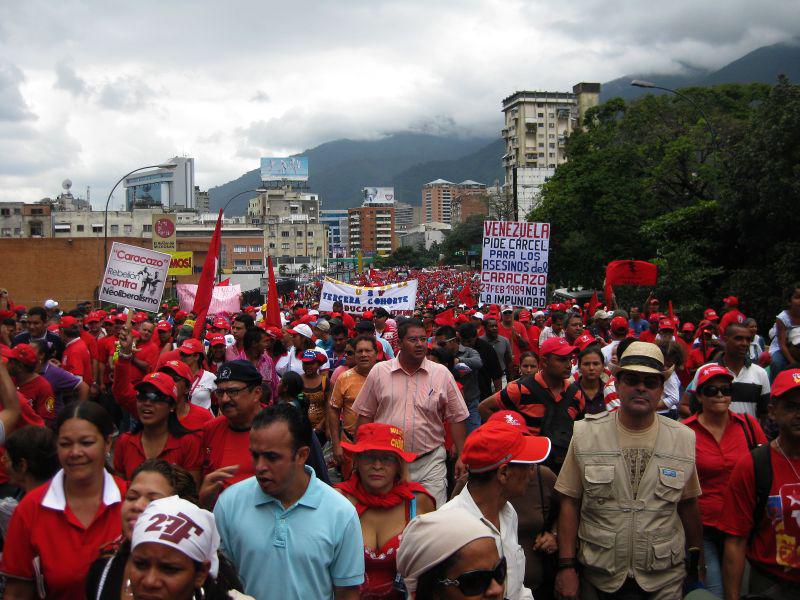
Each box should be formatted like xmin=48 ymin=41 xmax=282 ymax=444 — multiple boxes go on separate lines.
xmin=434 ymin=325 xmax=457 ymax=340
xmin=398 ymin=318 xmax=426 ymax=340
xmin=550 ymin=311 xmax=565 ymax=324
xmin=723 ymin=322 xmax=751 ymax=338
xmin=484 ymin=317 xmax=498 ymax=326
xmin=281 ymin=371 xmax=304 ymax=399
xmin=130 ymin=384 xmax=196 ymax=438
xmin=786 ymin=284 xmax=800 ymax=302
xmin=330 ymin=324 xmax=348 ymax=338
xmin=233 ymin=314 xmax=255 ymax=329
xmin=565 ymin=313 xmax=583 ymax=325
xmin=658 ymin=340 xmax=685 ymax=369
xmin=355 ymin=320 xmax=375 ymax=334
xmin=373 ymin=307 xmax=391 ymax=319
xmin=130 ymin=458 xmax=199 ymax=505
xmin=614 ymin=337 xmax=638 ymax=362
xmin=56 ymin=400 xmax=114 ymax=439
xmin=62 ymin=325 xmax=81 ymax=339
xmin=5 ymin=426 xmax=59 ymax=483
xmin=1 ymin=317 xmax=14 ymax=328
xmin=577 ymin=344 xmax=604 ymax=365
xmin=457 ymin=323 xmax=478 ymax=340
xmin=518 ymin=351 xmax=538 ymax=365
xmin=27 ymin=306 xmax=47 ymax=321
xmin=353 ymin=334 xmax=380 ymax=353
xmin=243 ymin=327 xmax=267 ymax=353
xmin=416 ymin=551 xmax=462 ymax=599
xmin=251 ymin=403 xmax=312 ymax=453
xmin=428 ymin=347 xmax=455 ymax=369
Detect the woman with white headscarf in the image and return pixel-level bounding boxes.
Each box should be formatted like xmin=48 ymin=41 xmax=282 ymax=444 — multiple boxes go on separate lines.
xmin=126 ymin=496 xmax=252 ymax=600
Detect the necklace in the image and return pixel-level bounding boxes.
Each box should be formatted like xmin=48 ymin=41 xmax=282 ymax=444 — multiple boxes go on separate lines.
xmin=776 ymin=438 xmax=800 ymax=482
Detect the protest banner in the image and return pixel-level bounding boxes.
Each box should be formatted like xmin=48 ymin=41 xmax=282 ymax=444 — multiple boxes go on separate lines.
xmin=319 ymin=277 xmax=418 ymax=316
xmin=479 ymin=220 xmax=550 ymax=309
xmin=168 ymin=251 xmax=193 ymax=275
xmin=177 ymin=284 xmax=242 ymax=316
xmin=152 ymin=213 xmax=177 ymax=252
xmin=99 ymin=242 xmax=171 ymax=312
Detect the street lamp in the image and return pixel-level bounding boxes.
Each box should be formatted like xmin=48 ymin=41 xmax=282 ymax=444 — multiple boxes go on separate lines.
xmin=216 ymin=187 xmax=268 ymax=282
xmin=103 ymin=162 xmax=177 ymax=269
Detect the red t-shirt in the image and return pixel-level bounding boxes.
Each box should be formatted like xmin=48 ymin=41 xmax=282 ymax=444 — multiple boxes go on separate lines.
xmin=498 ymin=320 xmax=531 ymax=366
xmin=0 ymin=471 xmax=125 ymax=600
xmin=0 ymin=392 xmax=46 ymax=484
xmin=201 ymin=416 xmax=254 ymax=490
xmin=17 ymin=375 xmax=56 ymax=426
xmin=78 ymin=329 xmax=98 ymax=361
xmin=134 ymin=340 xmax=160 ymax=377
xmin=638 ymin=330 xmax=657 ymax=344
xmin=718 ymin=445 xmax=800 ymax=582
xmin=181 ymin=403 xmax=215 ymax=432
xmin=684 ymin=413 xmax=767 ymax=527
xmin=97 ymin=336 xmax=117 ymax=385
xmin=62 ymin=338 xmax=93 ymax=385
xmin=525 ymin=324 xmax=541 ymax=355
xmin=113 ymin=431 xmax=203 ymax=480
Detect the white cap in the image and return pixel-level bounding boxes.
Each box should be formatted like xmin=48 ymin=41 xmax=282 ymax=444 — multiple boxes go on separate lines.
xmin=501 ymin=305 xmax=514 ymax=313
xmin=132 ymin=496 xmax=220 ymax=577
xmin=472 ymin=312 xmax=485 ymax=320
xmin=533 ymin=311 xmax=545 ymax=319
xmin=44 ymin=299 xmax=59 ymax=310
xmin=593 ymin=309 xmax=611 ymax=320
xmin=307 ymin=309 xmax=320 ymax=316
xmin=288 ymin=323 xmax=313 ymax=339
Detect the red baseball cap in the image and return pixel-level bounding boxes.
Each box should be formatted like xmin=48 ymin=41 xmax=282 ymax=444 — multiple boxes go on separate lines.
xmin=723 ymin=296 xmax=739 ymax=307
xmin=84 ymin=312 xmax=101 ymax=324
xmin=156 ymin=321 xmax=172 ymax=332
xmin=6 ymin=343 xmax=37 ymax=367
xmin=59 ymin=316 xmax=79 ymax=329
xmin=174 ymin=310 xmax=188 ymax=320
xmin=135 ymin=372 xmax=178 ymax=402
xmin=574 ymin=333 xmax=597 ymax=351
xmin=704 ymin=308 xmax=719 ymax=321
xmin=461 ymin=421 xmax=551 ymax=473
xmin=340 ymin=422 xmax=417 ymax=462
xmin=178 ymin=338 xmax=205 ymax=355
xmin=133 ymin=312 xmax=148 ymax=324
xmin=363 ymin=310 xmax=374 ymax=320
xmin=540 ymin=337 xmax=577 ymax=357
xmin=212 ymin=318 xmax=229 ymax=330
xmin=610 ymin=316 xmax=628 ymax=332
xmin=209 ymin=335 xmax=227 ymax=347
xmin=681 ymin=322 xmax=696 ymax=332
xmin=658 ymin=318 xmax=675 ymax=332
xmin=113 ymin=314 xmax=127 ymax=323
xmin=772 ymin=369 xmax=800 ymax=400
xmin=695 ymin=364 xmax=734 ymax=388
xmin=487 ymin=410 xmax=529 ymax=434
xmin=519 ymin=310 xmax=531 ymax=323
xmin=158 ymin=360 xmax=192 ymax=383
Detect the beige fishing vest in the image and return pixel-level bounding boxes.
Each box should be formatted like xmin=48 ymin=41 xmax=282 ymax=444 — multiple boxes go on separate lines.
xmin=572 ymin=411 xmax=696 ymax=593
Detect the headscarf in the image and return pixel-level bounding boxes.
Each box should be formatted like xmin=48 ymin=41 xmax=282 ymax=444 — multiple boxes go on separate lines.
xmin=131 ymin=496 xmax=220 ymax=578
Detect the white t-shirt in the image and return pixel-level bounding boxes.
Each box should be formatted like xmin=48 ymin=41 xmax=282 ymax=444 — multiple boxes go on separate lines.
xmin=189 ymin=369 xmax=217 ymax=410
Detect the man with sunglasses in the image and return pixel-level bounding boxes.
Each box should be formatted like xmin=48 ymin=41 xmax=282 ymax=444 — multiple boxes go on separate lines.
xmin=554 ymin=341 xmax=703 ymax=600
xmin=435 ymin=324 xmax=483 ymax=434
xmin=441 ymin=417 xmax=551 ymax=600
xmin=198 ymin=359 xmax=264 ymax=508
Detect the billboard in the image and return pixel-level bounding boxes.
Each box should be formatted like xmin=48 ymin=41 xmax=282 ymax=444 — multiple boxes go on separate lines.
xmin=362 ymin=187 xmax=395 ymax=203
xmin=168 ymin=251 xmax=193 ymax=275
xmin=99 ymin=242 xmax=171 ymax=312
xmin=260 ymin=157 xmax=309 ymax=181
xmin=152 ymin=213 xmax=177 ymax=252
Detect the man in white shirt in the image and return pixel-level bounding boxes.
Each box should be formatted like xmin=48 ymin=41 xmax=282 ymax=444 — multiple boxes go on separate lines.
xmin=440 ymin=412 xmax=551 ymax=600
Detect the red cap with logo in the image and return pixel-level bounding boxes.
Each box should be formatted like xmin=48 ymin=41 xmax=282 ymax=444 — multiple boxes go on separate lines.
xmin=704 ymin=308 xmax=719 ymax=321
xmin=695 ymin=364 xmax=734 ymax=388
xmin=135 ymin=372 xmax=178 ymax=402
xmin=461 ymin=421 xmax=551 ymax=473
xmin=658 ymin=318 xmax=675 ymax=332
xmin=519 ymin=310 xmax=531 ymax=323
xmin=540 ymin=337 xmax=577 ymax=357
xmin=772 ymin=369 xmax=800 ymax=399
xmin=212 ymin=318 xmax=229 ymax=330
xmin=209 ymin=335 xmax=227 ymax=347
xmin=487 ymin=410 xmax=529 ymax=434
xmin=178 ymin=338 xmax=205 ymax=355
xmin=158 ymin=360 xmax=193 ymax=383
xmin=84 ymin=312 xmax=101 ymax=324
xmin=681 ymin=322 xmax=696 ymax=332
xmin=5 ymin=343 xmax=37 ymax=367
xmin=156 ymin=321 xmax=172 ymax=332
xmin=574 ymin=333 xmax=597 ymax=351
xmin=723 ymin=296 xmax=739 ymax=307
xmin=59 ymin=316 xmax=79 ymax=329
xmin=340 ymin=422 xmax=417 ymax=462
xmin=610 ymin=316 xmax=628 ymax=332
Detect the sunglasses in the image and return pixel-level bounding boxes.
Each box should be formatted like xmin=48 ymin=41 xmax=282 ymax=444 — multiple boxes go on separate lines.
xmin=213 ymin=386 xmax=251 ymax=399
xmin=357 ymin=451 xmax=399 ymax=465
xmin=700 ymin=384 xmax=732 ymax=397
xmin=436 ymin=337 xmax=457 ymax=348
xmin=136 ymin=391 xmax=172 ymax=405
xmin=438 ymin=556 xmax=506 ymax=596
xmin=618 ymin=372 xmax=663 ymax=390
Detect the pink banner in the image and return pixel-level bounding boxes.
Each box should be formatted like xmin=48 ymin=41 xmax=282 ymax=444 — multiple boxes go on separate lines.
xmin=177 ymin=284 xmax=241 ymax=316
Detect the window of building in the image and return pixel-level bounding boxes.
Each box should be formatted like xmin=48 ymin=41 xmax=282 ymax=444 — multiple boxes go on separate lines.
xmin=549 ymin=123 xmax=555 ymax=129
xmin=538 ymin=142 xmax=544 ymax=148
xmin=92 ymin=225 xmax=103 ymax=233
xmin=249 ymin=259 xmax=263 ymax=267
xmin=549 ymin=153 xmax=555 ymax=158
xmin=31 ymin=208 xmax=43 ymax=215
xmin=0 ymin=209 xmax=9 ymax=216
xmin=13 ymin=208 xmax=21 ymax=215
xmin=538 ymin=152 xmax=545 ymax=158
xmin=76 ymin=224 xmax=84 ymax=232
xmin=296 ymin=231 xmax=303 ymax=237
xmin=548 ymin=113 xmax=555 ymax=118
xmin=549 ymin=143 xmax=555 ymax=148
xmin=234 ymin=259 xmax=247 ymax=267
xmin=549 ymin=134 xmax=555 ymax=139
xmin=0 ymin=228 xmax=10 ymax=237
xmin=233 ymin=245 xmax=247 ymax=253
xmin=281 ymin=231 xmax=290 ymax=238
xmin=281 ymin=243 xmax=290 ymax=250
xmin=13 ymin=228 xmax=21 ymax=235
xmin=124 ymin=225 xmax=132 ymax=234
xmin=29 ymin=223 xmax=42 ymax=237
xmin=249 ymin=245 xmax=262 ymax=252
xmin=269 ymin=242 xmax=275 ymax=249
xmin=142 ymin=224 xmax=152 ymax=232
xmin=307 ymin=231 xmax=313 ymax=237
xmin=111 ymin=224 xmax=119 ymax=234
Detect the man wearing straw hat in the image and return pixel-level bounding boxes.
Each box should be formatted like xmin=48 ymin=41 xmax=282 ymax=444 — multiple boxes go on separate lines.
xmin=553 ymin=341 xmax=704 ymax=600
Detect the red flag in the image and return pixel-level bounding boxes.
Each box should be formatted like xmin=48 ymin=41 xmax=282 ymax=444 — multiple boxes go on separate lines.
xmin=264 ymin=256 xmax=281 ymax=329
xmin=191 ymin=209 xmax=223 ymax=339
xmin=218 ymin=278 xmax=230 ymax=287
xmin=458 ymin=285 xmax=475 ymax=308
xmin=434 ymin=308 xmax=455 ymax=327
xmin=667 ymin=300 xmax=674 ymax=318
xmin=588 ymin=291 xmax=600 ymax=321
xmin=605 ymin=260 xmax=658 ymax=287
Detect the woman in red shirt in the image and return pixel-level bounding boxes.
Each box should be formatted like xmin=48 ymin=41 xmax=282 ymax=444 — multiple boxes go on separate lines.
xmin=113 ymin=372 xmax=203 ymax=487
xmin=2 ymin=401 xmax=125 ymax=600
xmin=683 ymin=363 xmax=766 ymax=597
xmin=158 ymin=359 xmax=215 ymax=432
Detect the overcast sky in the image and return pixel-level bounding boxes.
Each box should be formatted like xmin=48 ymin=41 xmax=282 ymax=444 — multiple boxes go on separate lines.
xmin=0 ymin=0 xmax=797 ymax=207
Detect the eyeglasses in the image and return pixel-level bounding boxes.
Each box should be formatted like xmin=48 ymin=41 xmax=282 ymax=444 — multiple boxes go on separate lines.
xmin=438 ymin=556 xmax=507 ymax=596
xmin=136 ymin=391 xmax=172 ymax=405
xmin=618 ymin=372 xmax=663 ymax=389
xmin=357 ymin=451 xmax=399 ymax=465
xmin=213 ymin=386 xmax=251 ymax=399
xmin=700 ymin=384 xmax=732 ymax=397
xmin=436 ymin=337 xmax=456 ymax=348
xmin=403 ymin=336 xmax=427 ymax=345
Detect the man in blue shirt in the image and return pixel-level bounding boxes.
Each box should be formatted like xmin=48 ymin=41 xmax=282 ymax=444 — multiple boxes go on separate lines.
xmin=214 ymin=404 xmax=364 ymax=599
xmin=628 ymin=306 xmax=649 ymax=338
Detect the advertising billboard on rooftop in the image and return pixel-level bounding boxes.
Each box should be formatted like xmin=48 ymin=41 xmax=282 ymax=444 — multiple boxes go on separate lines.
xmin=362 ymin=187 xmax=395 ymax=203
xmin=260 ymin=157 xmax=309 ymax=182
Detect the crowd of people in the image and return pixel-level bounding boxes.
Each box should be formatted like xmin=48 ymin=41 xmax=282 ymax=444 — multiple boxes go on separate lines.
xmin=0 ymin=278 xmax=798 ymax=600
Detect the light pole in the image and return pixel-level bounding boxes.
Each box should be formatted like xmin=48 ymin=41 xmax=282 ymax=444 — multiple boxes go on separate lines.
xmin=216 ymin=188 xmax=268 ymax=282
xmin=103 ymin=162 xmax=177 ymax=269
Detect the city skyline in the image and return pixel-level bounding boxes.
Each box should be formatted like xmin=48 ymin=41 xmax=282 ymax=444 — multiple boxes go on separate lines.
xmin=0 ymin=0 xmax=797 ymax=205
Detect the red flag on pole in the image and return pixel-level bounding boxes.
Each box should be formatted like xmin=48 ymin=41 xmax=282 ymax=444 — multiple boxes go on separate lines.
xmin=434 ymin=308 xmax=455 ymax=327
xmin=605 ymin=260 xmax=658 ymax=287
xmin=667 ymin=300 xmax=674 ymax=319
xmin=191 ymin=209 xmax=223 ymax=339
xmin=458 ymin=285 xmax=475 ymax=308
xmin=588 ymin=291 xmax=600 ymax=321
xmin=218 ymin=278 xmax=230 ymax=287
xmin=264 ymin=256 xmax=282 ymax=329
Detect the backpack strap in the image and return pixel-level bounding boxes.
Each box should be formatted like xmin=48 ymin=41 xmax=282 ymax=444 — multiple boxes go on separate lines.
xmin=738 ymin=414 xmax=758 ymax=451
xmin=750 ymin=443 xmax=773 ymax=545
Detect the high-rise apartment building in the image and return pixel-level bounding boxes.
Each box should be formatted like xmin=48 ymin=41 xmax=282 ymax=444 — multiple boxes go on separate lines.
xmin=422 ymin=180 xmax=487 ymax=225
xmin=502 ymin=82 xmax=600 ymax=218
xmin=394 ymin=202 xmax=414 ymax=234
xmin=348 ymin=205 xmax=396 ymax=256
xmin=320 ymin=209 xmax=349 ymax=258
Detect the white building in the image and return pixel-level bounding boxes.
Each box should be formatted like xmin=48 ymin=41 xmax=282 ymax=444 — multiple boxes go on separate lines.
xmin=124 ymin=157 xmax=195 ymax=210
xmin=399 ymin=222 xmax=451 ymax=250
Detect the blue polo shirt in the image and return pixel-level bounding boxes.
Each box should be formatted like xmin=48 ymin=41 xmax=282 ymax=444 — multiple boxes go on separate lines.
xmin=214 ymin=466 xmax=364 ymax=599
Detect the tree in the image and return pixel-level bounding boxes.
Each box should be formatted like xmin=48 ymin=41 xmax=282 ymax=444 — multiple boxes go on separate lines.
xmin=440 ymin=214 xmax=485 ymax=264
xmin=373 ymin=244 xmax=438 ymax=268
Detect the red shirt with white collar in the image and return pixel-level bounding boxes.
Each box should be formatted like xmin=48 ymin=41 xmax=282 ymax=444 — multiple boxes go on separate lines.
xmin=0 ymin=470 xmax=125 ymax=600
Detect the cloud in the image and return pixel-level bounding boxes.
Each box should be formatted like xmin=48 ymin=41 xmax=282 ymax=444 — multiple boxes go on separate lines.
xmin=96 ymin=76 xmax=156 ymax=112
xmin=251 ymin=90 xmax=270 ymax=103
xmin=0 ymin=62 xmax=34 ymax=121
xmin=54 ymin=61 xmax=87 ymax=96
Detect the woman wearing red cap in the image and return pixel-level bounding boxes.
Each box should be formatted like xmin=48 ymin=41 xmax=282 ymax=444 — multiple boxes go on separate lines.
xmin=113 ymin=372 xmax=204 ymax=486
xmin=682 ymin=364 xmax=766 ymax=596
xmin=206 ymin=335 xmax=228 ymax=376
xmin=335 ymin=423 xmax=435 ymax=599
xmin=177 ymin=338 xmax=217 ymax=412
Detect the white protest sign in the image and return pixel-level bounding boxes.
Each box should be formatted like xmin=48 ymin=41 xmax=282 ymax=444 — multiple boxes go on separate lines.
xmin=319 ymin=278 xmax=418 ymax=317
xmin=99 ymin=242 xmax=171 ymax=313
xmin=479 ymin=220 xmax=550 ymax=309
